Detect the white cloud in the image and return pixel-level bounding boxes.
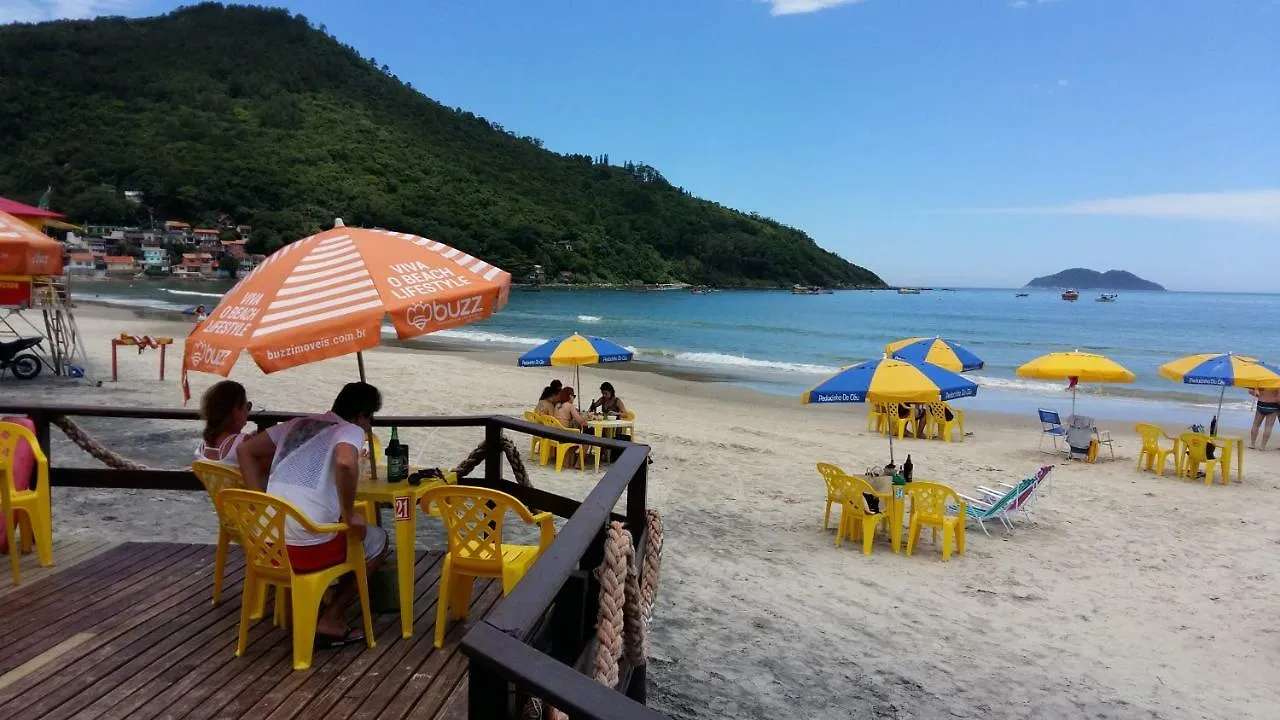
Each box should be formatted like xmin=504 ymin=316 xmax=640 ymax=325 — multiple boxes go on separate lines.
xmin=947 ymin=189 xmax=1280 ymax=224
xmin=1057 ymin=78 xmax=1069 ymax=86
xmin=1010 ymin=0 xmax=1064 ymax=8
xmin=759 ymin=0 xmax=866 ymax=16
xmin=0 ymin=0 xmax=135 ymax=23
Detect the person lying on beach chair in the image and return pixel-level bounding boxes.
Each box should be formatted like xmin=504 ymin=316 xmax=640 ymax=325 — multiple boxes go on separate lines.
xmin=236 ymin=382 xmax=389 ymax=648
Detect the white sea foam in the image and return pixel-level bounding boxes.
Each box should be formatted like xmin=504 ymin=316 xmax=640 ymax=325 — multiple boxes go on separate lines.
xmin=160 ymin=288 xmax=225 ymax=299
xmin=87 ymin=295 xmax=187 ymax=312
xmin=970 ymin=375 xmax=1066 ymax=394
xmin=665 ymin=351 xmax=838 ymax=375
xmin=577 ymin=314 xmax=602 ymax=323
xmin=381 ymin=325 xmax=546 ymax=347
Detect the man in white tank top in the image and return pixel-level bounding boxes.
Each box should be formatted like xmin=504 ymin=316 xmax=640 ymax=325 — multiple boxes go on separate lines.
xmin=237 ymin=382 xmax=388 ymax=645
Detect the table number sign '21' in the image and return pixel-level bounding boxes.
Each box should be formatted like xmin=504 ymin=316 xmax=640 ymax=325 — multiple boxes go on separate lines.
xmin=394 ymin=496 xmax=411 ymax=522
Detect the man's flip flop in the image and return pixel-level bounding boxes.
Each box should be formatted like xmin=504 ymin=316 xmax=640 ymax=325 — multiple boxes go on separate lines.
xmin=314 ymin=628 xmax=365 ymax=650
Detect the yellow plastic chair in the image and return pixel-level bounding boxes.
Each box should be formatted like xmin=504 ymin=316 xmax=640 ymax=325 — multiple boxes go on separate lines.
xmin=905 ymin=481 xmax=966 ymax=561
xmin=621 ymin=409 xmax=637 ymax=441
xmin=926 ymin=403 xmax=965 ymax=443
xmin=1 ymin=422 xmax=52 ymax=585
xmin=421 ymin=486 xmax=555 ymax=648
xmin=523 ymin=412 xmax=546 ymax=460
xmin=216 ymin=489 xmax=375 ymax=671
xmin=835 ymin=474 xmax=890 ymax=555
xmin=815 ymin=462 xmax=848 ymax=531
xmin=1134 ymin=424 xmax=1178 ymax=476
xmin=867 ymin=403 xmax=889 ymax=434
xmin=1179 ymin=433 xmax=1226 ymax=486
xmin=889 ymin=404 xmax=918 ymax=440
xmin=539 ymin=415 xmax=601 ymax=472
xmin=191 ymin=460 xmax=253 ymax=607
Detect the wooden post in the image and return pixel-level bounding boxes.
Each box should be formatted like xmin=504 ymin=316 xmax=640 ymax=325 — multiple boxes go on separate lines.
xmin=159 ymin=343 xmax=166 ymax=381
xmin=484 ymin=422 xmax=503 ymax=484
xmin=467 ymin=661 xmax=510 ymax=719
xmin=110 ymin=340 xmax=119 ymax=381
xmin=625 ymin=453 xmax=647 ymax=547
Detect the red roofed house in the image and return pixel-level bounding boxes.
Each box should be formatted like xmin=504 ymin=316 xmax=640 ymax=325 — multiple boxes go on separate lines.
xmin=67 ymin=252 xmax=96 ymax=275
xmin=104 ymin=255 xmax=137 ymax=275
xmin=0 ymin=195 xmax=63 ymax=231
xmin=220 ymin=239 xmax=247 ymax=260
xmin=193 ymin=228 xmax=220 ymax=244
xmin=179 ymin=252 xmax=215 ymax=275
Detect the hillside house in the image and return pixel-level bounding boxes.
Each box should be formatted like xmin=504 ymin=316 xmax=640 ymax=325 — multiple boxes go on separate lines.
xmin=220 ymin=239 xmax=247 ymax=259
xmin=179 ymin=252 xmax=214 ymax=275
xmin=142 ymin=247 xmax=168 ymax=270
xmin=192 ymin=228 xmax=220 ymax=244
xmin=104 ymin=255 xmax=137 ymax=274
xmin=66 ymin=252 xmax=96 ymax=275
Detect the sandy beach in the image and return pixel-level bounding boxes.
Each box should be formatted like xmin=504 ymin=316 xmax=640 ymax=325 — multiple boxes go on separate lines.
xmin=5 ymin=303 xmax=1280 ymax=720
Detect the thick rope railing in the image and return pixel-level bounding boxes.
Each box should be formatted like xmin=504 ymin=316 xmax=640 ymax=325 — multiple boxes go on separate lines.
xmin=51 ymin=416 xmax=150 ymax=471
xmin=451 ymin=434 xmax=532 ymax=487
xmin=530 ymin=509 xmax=664 ymax=719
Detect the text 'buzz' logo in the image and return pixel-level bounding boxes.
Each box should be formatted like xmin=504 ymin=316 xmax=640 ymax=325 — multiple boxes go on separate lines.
xmin=405 ymin=295 xmax=486 ymax=331
xmin=188 ymin=340 xmax=232 ymax=369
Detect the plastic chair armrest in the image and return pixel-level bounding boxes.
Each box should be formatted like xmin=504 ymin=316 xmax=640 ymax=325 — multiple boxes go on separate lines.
xmin=957 ymin=493 xmax=990 ymax=510
xmin=532 ymin=511 xmax=556 ymax=550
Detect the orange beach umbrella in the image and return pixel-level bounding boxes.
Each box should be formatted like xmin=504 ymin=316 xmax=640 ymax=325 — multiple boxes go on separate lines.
xmin=182 ymin=221 xmax=511 ymax=399
xmin=0 ymin=210 xmax=63 ymax=276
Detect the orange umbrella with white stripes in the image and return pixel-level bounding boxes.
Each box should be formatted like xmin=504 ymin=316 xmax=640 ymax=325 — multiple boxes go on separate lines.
xmin=181 ymin=220 xmax=511 ymax=399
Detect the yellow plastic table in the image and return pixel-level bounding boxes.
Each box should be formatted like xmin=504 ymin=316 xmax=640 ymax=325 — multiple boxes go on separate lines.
xmin=1178 ymin=434 xmax=1244 ymax=483
xmin=356 ymin=468 xmax=456 ymax=638
xmin=585 ymin=418 xmax=635 ymax=438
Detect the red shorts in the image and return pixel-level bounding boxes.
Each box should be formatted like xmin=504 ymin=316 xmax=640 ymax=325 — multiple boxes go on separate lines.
xmin=287 ymin=533 xmax=347 ymax=573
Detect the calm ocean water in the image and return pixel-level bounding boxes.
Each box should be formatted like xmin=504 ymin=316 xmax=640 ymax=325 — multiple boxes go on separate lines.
xmin=81 ymin=280 xmax=1280 ymax=428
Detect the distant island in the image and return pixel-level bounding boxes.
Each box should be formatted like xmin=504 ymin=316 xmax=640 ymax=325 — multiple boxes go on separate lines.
xmin=1025 ymin=268 xmax=1165 ymax=291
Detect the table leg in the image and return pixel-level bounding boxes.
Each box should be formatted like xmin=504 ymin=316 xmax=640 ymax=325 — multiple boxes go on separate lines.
xmin=159 ymin=344 xmax=166 ymax=381
xmin=394 ymin=505 xmax=417 ymax=638
xmin=891 ymin=493 xmax=904 ymax=553
xmin=111 ymin=341 xmax=118 ymax=381
xmin=1236 ymin=439 xmax=1243 ymax=482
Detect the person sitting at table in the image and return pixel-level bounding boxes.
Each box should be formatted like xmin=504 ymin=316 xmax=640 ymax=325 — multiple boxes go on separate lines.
xmin=236 ymin=382 xmax=389 ymax=648
xmin=554 ymin=386 xmax=588 ymax=429
xmin=195 ymin=380 xmax=253 ymax=468
xmin=534 ymin=385 xmax=560 ymax=416
xmin=589 ymin=382 xmax=631 ymax=440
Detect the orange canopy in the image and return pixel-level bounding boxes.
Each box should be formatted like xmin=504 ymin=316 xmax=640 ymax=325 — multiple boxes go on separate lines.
xmin=182 ymin=225 xmax=511 ymax=391
xmin=0 ymin=210 xmax=63 ymax=276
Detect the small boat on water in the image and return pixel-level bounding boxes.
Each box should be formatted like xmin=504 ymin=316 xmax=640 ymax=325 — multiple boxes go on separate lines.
xmin=1095 ymin=293 xmax=1118 ymax=303
xmin=791 ymin=284 xmax=822 ymax=295
xmin=1015 ymin=292 xmax=1030 ymax=298
xmin=897 ymin=288 xmax=921 ymax=295
xmin=1061 ymin=289 xmax=1080 ymax=302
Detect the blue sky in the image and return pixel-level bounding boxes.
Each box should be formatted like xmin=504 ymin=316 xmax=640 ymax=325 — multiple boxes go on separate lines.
xmin=5 ymin=0 xmax=1279 ymax=291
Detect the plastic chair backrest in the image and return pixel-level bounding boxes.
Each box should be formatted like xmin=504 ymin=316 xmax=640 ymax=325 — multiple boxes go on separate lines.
xmin=216 ymin=489 xmax=346 ymax=580
xmin=192 ymin=460 xmax=247 ymax=531
xmin=1134 ymin=424 xmax=1163 ymax=452
xmin=928 ymin=403 xmax=950 ymax=422
xmin=816 ymin=462 xmax=847 ymax=498
xmin=423 ymin=486 xmax=540 ymax=572
xmin=906 ymin=481 xmax=961 ymax=523
xmin=1180 ymin=433 xmax=1210 ymax=461
xmin=1038 ymin=409 xmax=1061 ymax=429
xmin=0 ymin=421 xmax=47 ymax=498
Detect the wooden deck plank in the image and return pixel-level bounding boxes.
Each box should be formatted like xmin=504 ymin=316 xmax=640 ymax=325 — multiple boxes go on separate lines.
xmin=347 ymin=581 xmax=504 ymax=720
xmin=246 ymin=552 xmax=448 ymax=720
xmin=0 ymin=542 xmax=512 ymax=720
xmin=0 ymin=538 xmax=114 ymax=599
xmin=0 ymin=541 xmax=173 ymax=626
xmin=28 ymin=562 xmax=249 ymax=720
xmin=0 ymin=544 xmax=205 ymax=677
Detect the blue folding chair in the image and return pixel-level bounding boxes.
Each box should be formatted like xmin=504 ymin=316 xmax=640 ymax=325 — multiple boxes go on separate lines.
xmin=1038 ymin=409 xmax=1067 ymax=453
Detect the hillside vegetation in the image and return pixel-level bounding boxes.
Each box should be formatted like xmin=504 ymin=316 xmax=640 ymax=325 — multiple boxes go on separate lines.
xmin=0 ymin=3 xmax=884 ymax=288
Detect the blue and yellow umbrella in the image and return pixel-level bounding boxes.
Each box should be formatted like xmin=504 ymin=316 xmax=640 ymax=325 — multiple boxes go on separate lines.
xmin=885 ymin=337 xmax=984 ymax=373
xmin=518 ymin=333 xmax=633 ymax=405
xmin=802 ymin=356 xmax=978 ymax=463
xmin=517 ymin=333 xmax=633 ymax=367
xmin=1159 ymin=352 xmax=1280 ymax=421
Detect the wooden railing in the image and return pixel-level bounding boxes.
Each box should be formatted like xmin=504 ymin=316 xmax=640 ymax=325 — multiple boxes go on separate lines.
xmin=0 ymin=403 xmax=665 ymax=720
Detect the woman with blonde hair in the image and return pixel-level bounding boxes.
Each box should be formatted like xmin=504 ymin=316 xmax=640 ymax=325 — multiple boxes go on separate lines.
xmin=195 ymin=380 xmax=253 ymax=467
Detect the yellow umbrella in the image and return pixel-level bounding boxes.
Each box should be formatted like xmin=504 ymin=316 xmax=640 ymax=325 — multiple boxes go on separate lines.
xmin=1017 ymin=350 xmax=1135 ymax=416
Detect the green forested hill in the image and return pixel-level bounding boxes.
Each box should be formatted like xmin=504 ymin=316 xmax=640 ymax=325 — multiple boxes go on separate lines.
xmin=0 ymin=3 xmax=883 ymax=288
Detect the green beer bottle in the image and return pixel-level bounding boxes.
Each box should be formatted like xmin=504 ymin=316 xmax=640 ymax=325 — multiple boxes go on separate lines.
xmin=385 ymin=427 xmax=406 ymax=481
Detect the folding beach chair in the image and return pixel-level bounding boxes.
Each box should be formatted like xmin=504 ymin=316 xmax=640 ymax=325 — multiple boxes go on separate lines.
xmin=1037 ymin=409 xmax=1067 ymax=453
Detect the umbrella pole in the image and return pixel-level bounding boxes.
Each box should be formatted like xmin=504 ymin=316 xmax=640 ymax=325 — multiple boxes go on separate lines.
xmin=356 ymin=350 xmax=377 ymax=479
xmin=1214 ymin=385 xmax=1226 ymax=435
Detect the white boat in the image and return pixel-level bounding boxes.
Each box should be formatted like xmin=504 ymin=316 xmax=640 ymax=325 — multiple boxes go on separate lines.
xmin=1095 ymin=293 xmax=1118 ymax=303
xmin=897 ymin=288 xmax=921 ymax=295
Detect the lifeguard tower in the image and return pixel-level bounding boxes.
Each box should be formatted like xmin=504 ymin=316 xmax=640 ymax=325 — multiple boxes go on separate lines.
xmin=0 ymin=207 xmax=85 ymax=376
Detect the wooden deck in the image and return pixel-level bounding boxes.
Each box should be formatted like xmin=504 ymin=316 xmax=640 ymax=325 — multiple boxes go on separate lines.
xmin=0 ymin=542 xmax=502 ymax=719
